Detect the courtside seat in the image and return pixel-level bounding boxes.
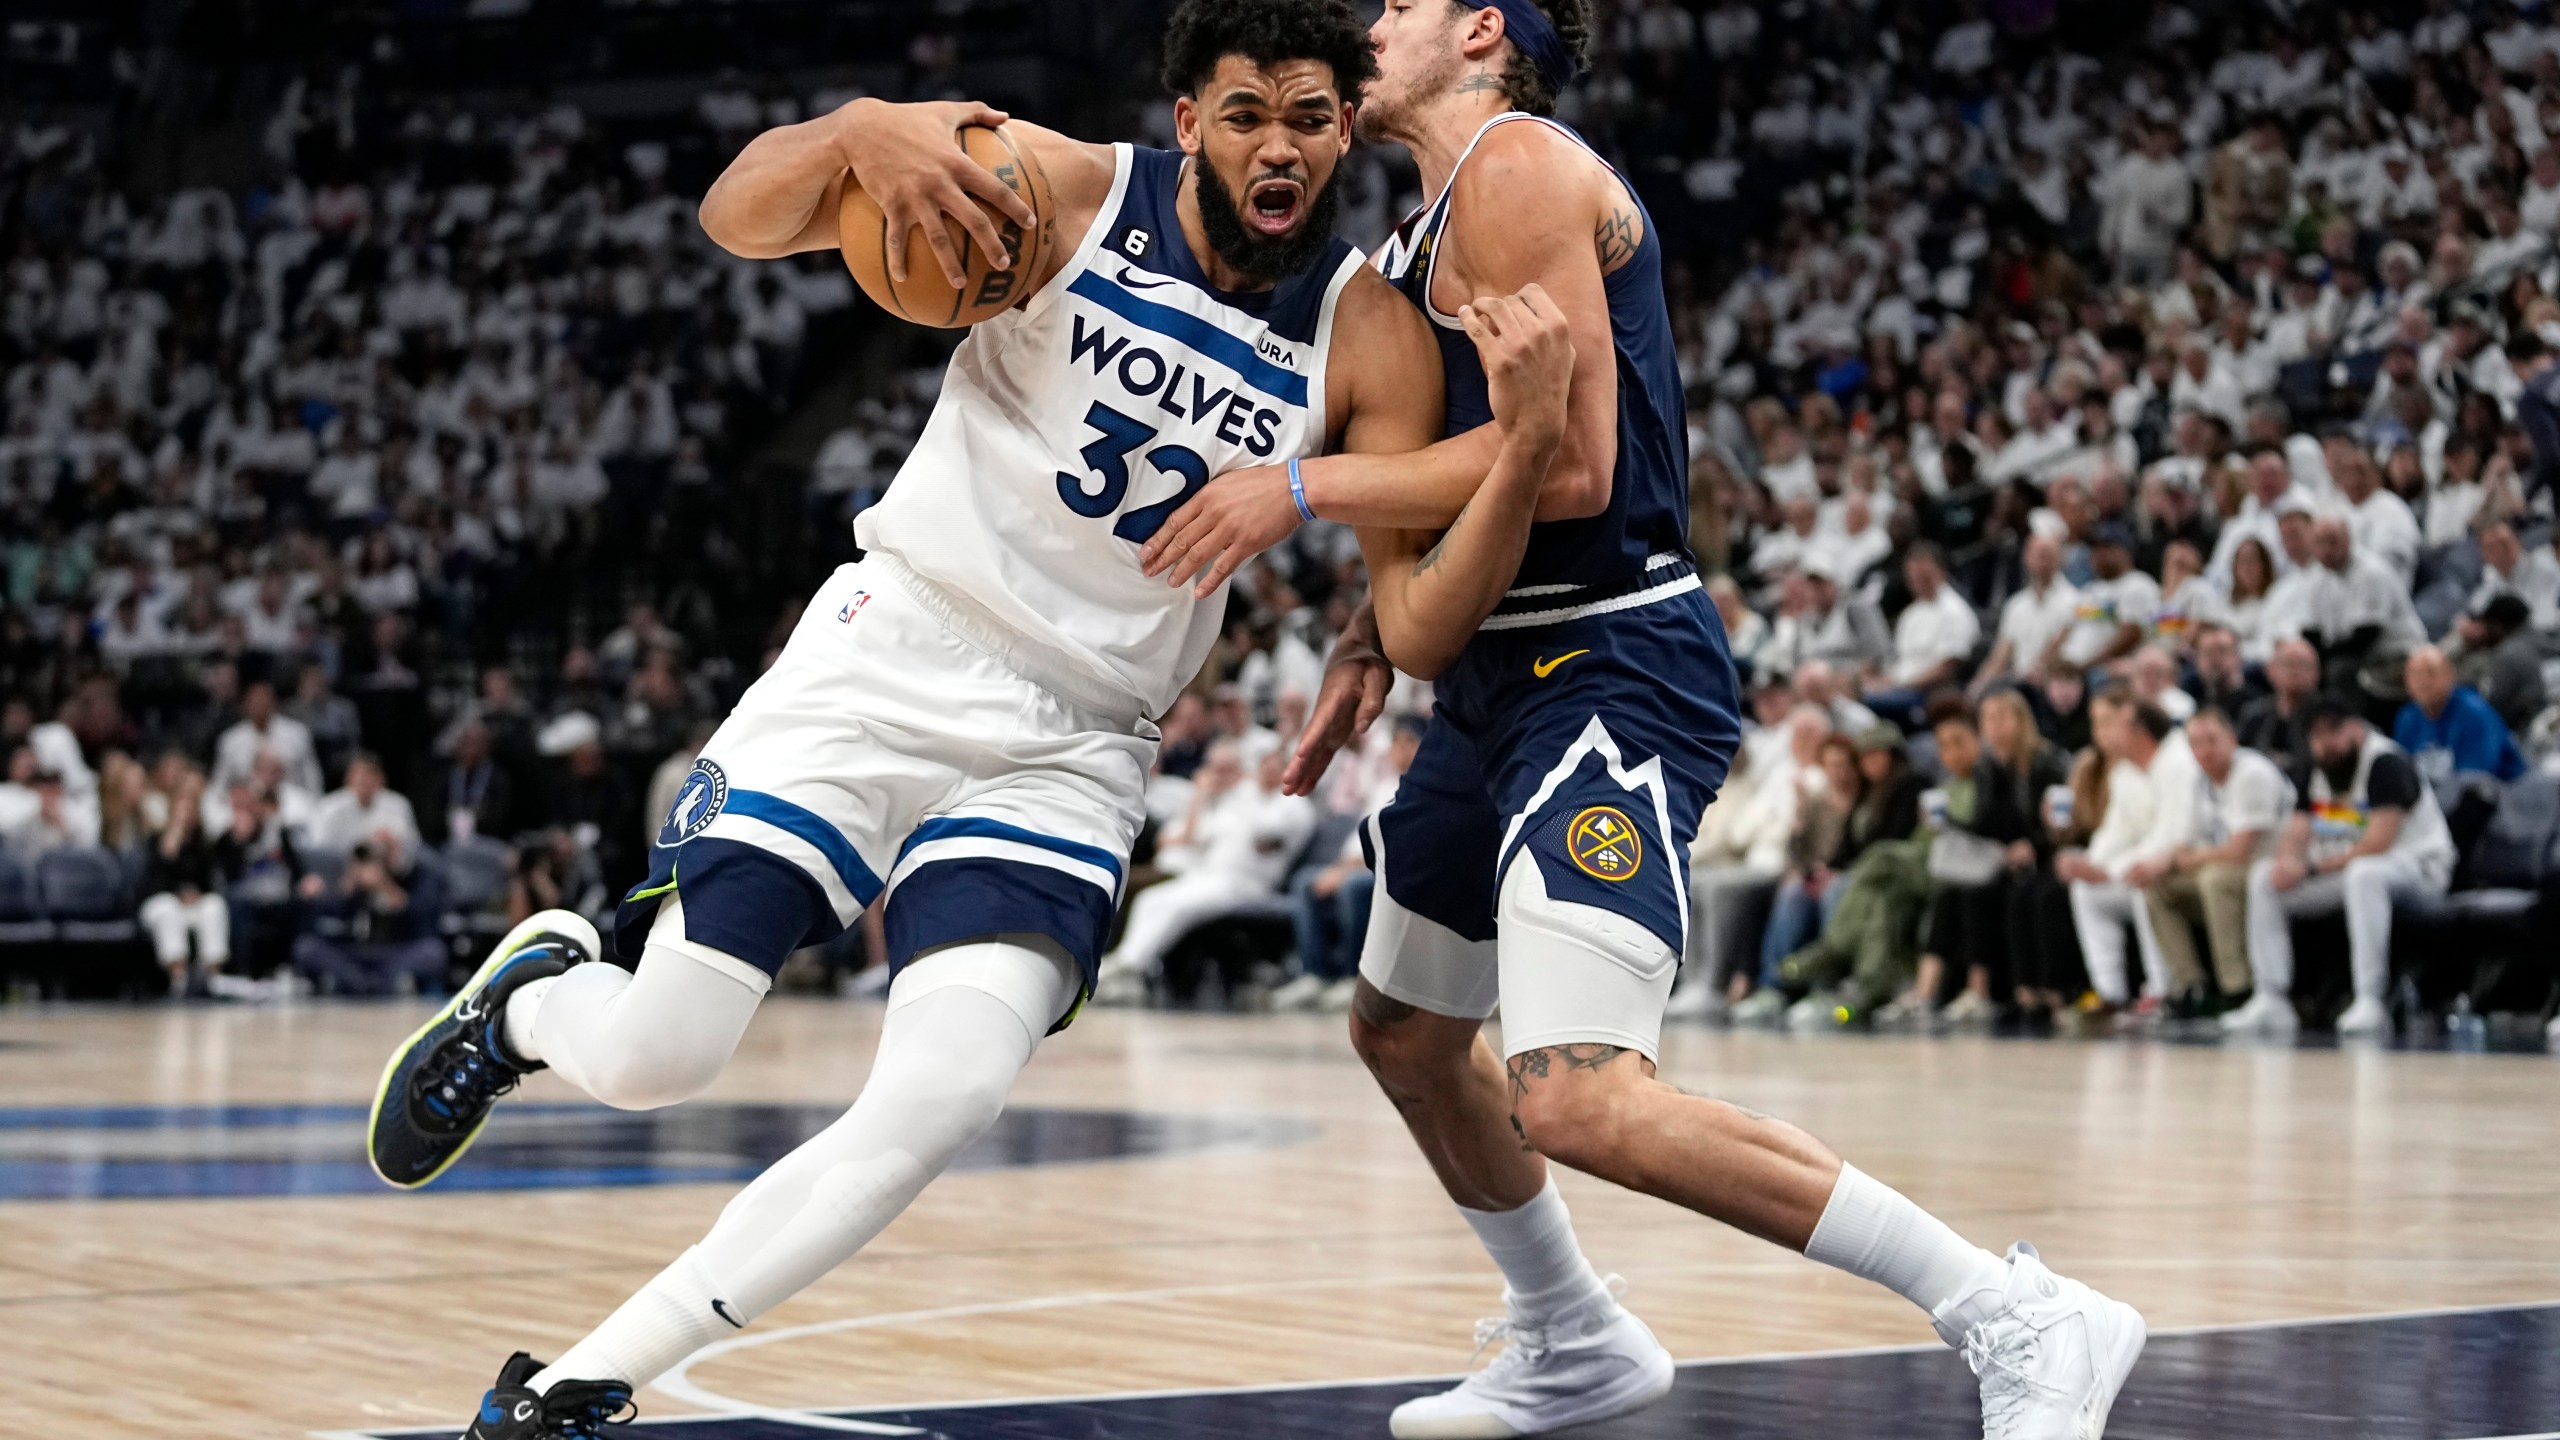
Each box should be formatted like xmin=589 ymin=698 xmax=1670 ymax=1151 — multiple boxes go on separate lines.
xmin=37 ymin=845 xmax=150 ymax=998
xmin=0 ymin=850 xmax=56 ymax=948
xmin=2393 ymin=773 xmax=2560 ymax=1014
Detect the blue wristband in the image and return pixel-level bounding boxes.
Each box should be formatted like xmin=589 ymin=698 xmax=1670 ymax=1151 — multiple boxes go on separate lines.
xmin=1287 ymin=458 xmax=1317 ymax=524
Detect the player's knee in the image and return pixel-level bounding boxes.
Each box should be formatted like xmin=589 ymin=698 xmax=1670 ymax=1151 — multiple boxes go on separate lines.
xmin=1346 ymin=980 xmax=1472 ymax=1080
xmin=1507 ymin=1051 xmax=1641 ymax=1172
xmin=581 ymin=1038 xmax=727 ymax=1112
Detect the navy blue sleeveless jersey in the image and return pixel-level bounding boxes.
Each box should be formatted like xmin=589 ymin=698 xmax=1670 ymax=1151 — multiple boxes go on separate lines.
xmin=1102 ymin=147 xmax=1359 ymax=348
xmin=1361 ymin=113 xmax=1744 ymax=967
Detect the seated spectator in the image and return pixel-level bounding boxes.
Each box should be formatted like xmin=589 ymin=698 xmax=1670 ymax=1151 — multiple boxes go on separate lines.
xmin=213 ymin=781 xmax=305 ymax=982
xmin=2031 ymin=659 xmax=2093 ymax=753
xmin=2394 ymin=645 xmax=2526 ymax=787
xmin=2143 ymin=707 xmax=2293 ymax=1019
xmin=2129 ymin=644 xmax=2198 ymax=724
xmin=2221 ymin=535 xmax=2281 ymax=664
xmin=2012 ymin=746 xmax=2108 ymax=1028
xmin=2449 ymin=594 xmax=2548 ymax=735
xmin=1729 ymin=733 xmax=1862 ymax=1020
xmin=212 ymin=679 xmax=323 ymax=797
xmin=2056 ymin=685 xmax=2192 ymax=1019
xmin=2227 ymin=695 xmax=2459 ymax=1039
xmin=1707 ymin=574 xmax=1770 ymax=681
xmin=2055 ymin=523 xmax=2158 ymax=674
xmin=2184 ymin=622 xmax=2266 ymax=717
xmin=292 ymin=833 xmax=446 ymax=996
xmin=4 ymin=767 xmax=97 ymax=859
xmin=1863 ymin=543 xmax=1980 ymax=729
xmin=2237 ymin=637 xmax=2322 ymax=772
xmin=1902 ymin=690 xmax=2064 ymax=1025
xmin=507 ymin=827 xmax=609 ymax=926
xmin=429 ymin=718 xmax=518 ymax=845
xmin=1771 ymin=727 xmax=1925 ymax=1019
xmin=1794 ymin=659 xmax=1881 ymax=735
xmin=1276 ymin=718 xmax=1418 ymax=1012
xmin=287 ymin=662 xmax=363 ymax=784
xmin=138 ymin=765 xmax=230 ymax=995
xmin=305 ymin=751 xmax=422 ymax=860
xmin=1971 ymin=532 xmax=2077 ymax=697
xmin=1678 ymin=703 xmax=1826 ymax=1014
xmin=1762 ymin=563 xmax=1890 ymax=679
xmin=1096 ymin=740 xmax=1314 ymax=999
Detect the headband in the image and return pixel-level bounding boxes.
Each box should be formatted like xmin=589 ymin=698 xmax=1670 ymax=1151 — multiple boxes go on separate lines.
xmin=1481 ymin=0 xmax=1579 ymax=95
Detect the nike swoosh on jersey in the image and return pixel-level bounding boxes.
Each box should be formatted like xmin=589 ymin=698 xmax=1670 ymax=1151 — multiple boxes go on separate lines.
xmin=1531 ymin=649 xmax=1591 ymax=678
xmin=1116 ymin=266 xmax=1177 ymax=291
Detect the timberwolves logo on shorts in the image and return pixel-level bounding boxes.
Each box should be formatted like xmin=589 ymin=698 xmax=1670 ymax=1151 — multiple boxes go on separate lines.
xmin=659 ymin=759 xmax=730 ymax=849
xmin=1565 ymin=805 xmax=1642 ymax=882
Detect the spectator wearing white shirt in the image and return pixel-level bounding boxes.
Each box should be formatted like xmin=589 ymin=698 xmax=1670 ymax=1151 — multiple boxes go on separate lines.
xmin=2469 ymin=520 xmax=2560 ymax=631
xmin=2272 ymin=517 xmax=2428 ymax=666
xmin=1676 ymin=704 xmax=1826 ymax=1014
xmin=304 ymin=751 xmax=423 ymax=861
xmin=2056 ymin=524 xmax=2160 ymax=671
xmin=1975 ymin=533 xmax=2079 ymax=694
xmin=2144 ymin=706 xmax=2292 ymax=1017
xmin=1864 ymin=544 xmax=1979 ymax=727
xmin=1096 ymin=741 xmax=1316 ymax=997
xmin=2099 ymin=123 xmax=2194 ymax=285
xmin=2053 ymin=686 xmax=2193 ymax=1012
xmin=2325 ymin=438 xmax=2421 ymax=588
xmin=1761 ymin=565 xmax=1892 ymax=680
xmin=212 ymin=680 xmax=323 ymax=797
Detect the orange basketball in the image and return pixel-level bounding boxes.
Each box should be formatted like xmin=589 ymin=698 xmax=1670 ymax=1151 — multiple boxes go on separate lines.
xmin=839 ymin=124 xmax=1053 ymax=328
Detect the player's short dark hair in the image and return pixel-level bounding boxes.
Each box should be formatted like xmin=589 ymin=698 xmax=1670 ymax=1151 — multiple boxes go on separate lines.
xmin=1453 ymin=0 xmax=1593 ymax=117
xmin=1161 ymin=0 xmax=1379 ymax=103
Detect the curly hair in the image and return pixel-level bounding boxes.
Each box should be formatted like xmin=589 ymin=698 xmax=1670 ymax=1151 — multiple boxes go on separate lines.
xmin=1460 ymin=0 xmax=1591 ymax=117
xmin=1159 ymin=0 xmax=1379 ymax=103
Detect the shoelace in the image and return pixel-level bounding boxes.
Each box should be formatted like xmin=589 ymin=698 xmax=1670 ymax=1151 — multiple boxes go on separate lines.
xmin=414 ymin=1034 xmax=520 ymax=1130
xmin=1463 ymin=1275 xmax=1630 ymax=1379
xmin=1961 ymin=1322 xmax=2048 ymax=1436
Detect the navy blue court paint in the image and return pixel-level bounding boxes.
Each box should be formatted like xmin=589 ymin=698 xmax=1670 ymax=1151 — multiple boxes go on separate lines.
xmin=354 ymin=1304 xmax=2560 ymax=1439
xmin=0 ymin=1104 xmax=1315 ymax=1201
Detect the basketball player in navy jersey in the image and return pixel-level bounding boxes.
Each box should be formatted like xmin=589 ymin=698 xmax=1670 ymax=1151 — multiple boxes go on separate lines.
xmin=359 ymin=4 xmax=1588 ymax=1436
xmin=1146 ymin=4 xmax=2145 ymax=1437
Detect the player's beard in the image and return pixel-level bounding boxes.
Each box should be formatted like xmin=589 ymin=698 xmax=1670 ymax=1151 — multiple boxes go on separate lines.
xmin=1195 ymin=160 xmax=1341 ymax=284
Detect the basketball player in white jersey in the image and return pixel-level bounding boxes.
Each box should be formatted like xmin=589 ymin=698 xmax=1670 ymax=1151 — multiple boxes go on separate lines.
xmin=1141 ymin=4 xmax=2147 ymax=1438
xmin=360 ymin=4 xmax=1575 ymax=1434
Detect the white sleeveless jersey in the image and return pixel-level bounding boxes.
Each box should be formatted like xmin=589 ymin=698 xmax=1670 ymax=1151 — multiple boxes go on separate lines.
xmin=857 ymin=143 xmax=1364 ymax=720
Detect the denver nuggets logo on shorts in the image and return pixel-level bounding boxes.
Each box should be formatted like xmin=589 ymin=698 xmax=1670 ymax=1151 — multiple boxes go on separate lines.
xmin=1564 ymin=805 xmax=1642 ymax=882
xmin=659 ymin=759 xmax=730 ymax=849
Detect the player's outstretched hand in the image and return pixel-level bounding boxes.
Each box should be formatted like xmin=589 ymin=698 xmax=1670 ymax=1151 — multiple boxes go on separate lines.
xmin=833 ymin=99 xmax=1038 ymax=289
xmin=1283 ymin=620 xmax=1393 ymax=796
xmin=1459 ymin=284 xmax=1573 ymax=457
xmin=1142 ymin=462 xmax=1302 ymax=597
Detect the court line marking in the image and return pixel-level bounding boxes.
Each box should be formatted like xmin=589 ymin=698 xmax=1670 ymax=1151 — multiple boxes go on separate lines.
xmin=655 ymin=1283 xmax=2560 ymax=1429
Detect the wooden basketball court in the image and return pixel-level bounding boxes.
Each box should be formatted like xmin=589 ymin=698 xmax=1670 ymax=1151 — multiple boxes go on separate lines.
xmin=10 ymin=999 xmax=2560 ymax=1438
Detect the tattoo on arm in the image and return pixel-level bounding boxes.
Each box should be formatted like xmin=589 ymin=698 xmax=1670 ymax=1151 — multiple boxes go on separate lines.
xmin=1596 ymin=206 xmax=1639 ymax=271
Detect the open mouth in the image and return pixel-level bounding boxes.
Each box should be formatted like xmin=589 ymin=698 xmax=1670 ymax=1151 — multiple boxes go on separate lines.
xmin=1246 ymin=177 xmax=1305 ymax=236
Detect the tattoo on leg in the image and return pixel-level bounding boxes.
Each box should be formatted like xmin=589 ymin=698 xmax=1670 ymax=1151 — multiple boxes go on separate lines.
xmin=1505 ymin=1044 xmax=1627 ymax=1102
xmin=1509 ymin=1112 xmax=1536 ymax=1152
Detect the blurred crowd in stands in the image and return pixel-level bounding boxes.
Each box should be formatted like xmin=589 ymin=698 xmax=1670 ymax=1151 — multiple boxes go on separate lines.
xmin=7 ymin=0 xmax=2560 ymax=1041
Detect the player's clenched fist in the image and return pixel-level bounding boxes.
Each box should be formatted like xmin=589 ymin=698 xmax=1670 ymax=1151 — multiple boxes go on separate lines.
xmin=1458 ymin=283 xmax=1574 ymax=458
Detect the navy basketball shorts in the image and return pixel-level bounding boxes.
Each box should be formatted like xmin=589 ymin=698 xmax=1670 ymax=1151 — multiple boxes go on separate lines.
xmin=617 ymin=559 xmax=1150 ymax=1029
xmin=1358 ymin=589 xmax=1741 ymax=1061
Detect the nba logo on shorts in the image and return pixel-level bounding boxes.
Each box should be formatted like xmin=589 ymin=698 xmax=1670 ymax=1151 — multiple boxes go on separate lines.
xmin=837 ymin=590 xmax=871 ymax=624
xmin=659 ymin=759 xmax=730 ymax=849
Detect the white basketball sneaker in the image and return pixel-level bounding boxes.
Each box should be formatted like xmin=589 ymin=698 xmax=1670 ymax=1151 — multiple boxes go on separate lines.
xmin=1933 ymin=1243 xmax=2145 ymax=1440
xmin=2217 ymin=990 xmax=2297 ymax=1035
xmin=2334 ymin=995 xmax=2391 ymax=1039
xmin=1389 ymin=1278 xmax=1676 ymax=1439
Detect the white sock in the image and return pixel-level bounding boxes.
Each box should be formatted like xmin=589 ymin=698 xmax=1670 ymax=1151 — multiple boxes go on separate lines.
xmin=535 ymin=1248 xmax=731 ymax=1395
xmin=500 ymin=974 xmax=559 ymax=1063
xmin=1803 ymin=1163 xmax=2009 ymax=1335
xmin=1459 ymin=1175 xmax=1611 ymax=1320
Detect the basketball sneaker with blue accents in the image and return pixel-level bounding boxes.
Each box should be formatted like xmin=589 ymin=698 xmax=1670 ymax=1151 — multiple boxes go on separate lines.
xmin=367 ymin=910 xmax=597 ymax=1188
xmin=461 ymin=1352 xmax=634 ymax=1439
xmin=1389 ymin=1276 xmax=1676 ymax=1438
xmin=1934 ymin=1242 xmax=2146 ymax=1439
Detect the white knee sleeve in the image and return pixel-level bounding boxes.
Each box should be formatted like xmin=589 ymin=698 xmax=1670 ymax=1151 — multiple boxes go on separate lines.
xmin=531 ymin=897 xmax=769 ymax=1111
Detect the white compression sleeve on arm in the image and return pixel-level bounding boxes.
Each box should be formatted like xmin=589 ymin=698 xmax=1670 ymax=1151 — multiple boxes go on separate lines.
xmin=534 ymin=935 xmax=1078 ymax=1394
